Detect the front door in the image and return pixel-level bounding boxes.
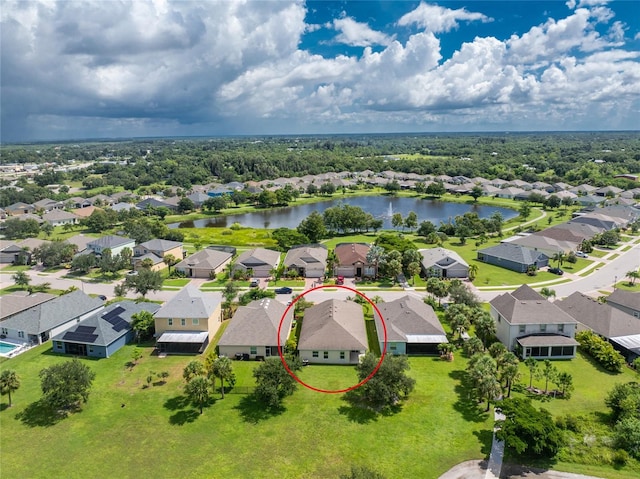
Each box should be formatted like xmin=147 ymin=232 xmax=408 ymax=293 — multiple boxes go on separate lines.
xmin=356 ymin=267 xmax=362 ymax=277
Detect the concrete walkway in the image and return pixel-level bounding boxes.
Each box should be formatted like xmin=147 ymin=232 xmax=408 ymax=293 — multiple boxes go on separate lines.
xmin=485 ymin=408 xmax=506 ymax=479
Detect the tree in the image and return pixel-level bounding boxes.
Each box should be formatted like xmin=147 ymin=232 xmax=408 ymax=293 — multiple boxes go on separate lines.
xmin=545 ymin=195 xmax=561 ymax=209
xmin=34 ymin=241 xmax=77 ymax=268
xmin=12 ymin=271 xmax=30 ymax=290
xmin=319 ymin=182 xmax=336 ymax=196
xmin=0 ymin=370 xmax=20 ymax=407
xmin=552 ymin=252 xmax=566 ymax=268
xmin=391 ymin=212 xmax=403 ymax=230
xmin=178 ymin=197 xmax=195 ymax=213
xmin=39 ymin=359 xmax=96 ymax=411
xmin=539 ymin=287 xmax=556 ymax=299
xmin=614 ymin=417 xmax=640 ymax=460
xmin=449 ymin=311 xmax=471 ymax=343
xmin=463 ymin=337 xmax=484 ymax=357
xmin=417 ymin=220 xmax=436 ymax=238
xmin=123 ymin=268 xmax=162 ymax=297
xmin=184 ymin=376 xmax=210 ymax=414
xmin=365 ymin=245 xmax=385 ymax=279
xmin=472 ymin=310 xmax=496 ymax=348
xmin=468 ymin=264 xmax=479 ymax=282
xmin=211 ymin=356 xmax=235 ymax=399
xmin=131 ymin=310 xmax=155 ymax=342
xmin=496 ymin=398 xmax=563 ymax=458
xmin=554 ymin=371 xmax=574 ymax=398
xmin=346 ymin=353 xmax=415 ymax=410
xmin=605 ymin=382 xmax=640 ymax=422
xmin=426 ymin=277 xmax=448 ymax=305
xmin=501 ymin=362 xmax=520 ymax=398
xmin=163 ymin=254 xmax=178 ymax=273
xmin=384 ymin=180 xmax=401 ymax=194
xmin=468 ymin=354 xmax=501 ymax=411
xmin=406 ymin=262 xmax=421 ymax=285
xmin=253 ymin=357 xmax=301 ymax=410
xmin=524 ymin=357 xmax=539 ymax=388
xmin=41 ymin=222 xmax=54 ymax=237
xmin=470 ymin=185 xmax=483 ymax=202
xmin=627 ymin=269 xmax=640 ymax=286
xmin=519 ymin=202 xmax=531 ymax=220
xmin=271 ymin=228 xmax=309 ymax=251
xmin=404 ymin=211 xmax=418 ymax=230
xmin=297 ymin=211 xmax=326 ymax=243
xmin=71 ymin=254 xmax=96 ymax=274
xmin=203 ymin=196 xmax=227 ymax=212
xmin=425 ymin=181 xmax=445 ymax=197
xmin=447 ymin=279 xmax=479 ymax=307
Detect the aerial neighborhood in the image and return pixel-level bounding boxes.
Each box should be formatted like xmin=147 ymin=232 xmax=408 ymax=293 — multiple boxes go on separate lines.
xmin=1 ymin=135 xmax=640 ymax=478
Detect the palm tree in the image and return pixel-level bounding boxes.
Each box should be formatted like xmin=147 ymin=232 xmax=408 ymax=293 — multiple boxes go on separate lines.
xmin=552 ymin=252 xmax=566 ymax=268
xmin=212 ymin=356 xmax=234 ymax=399
xmin=0 ymin=370 xmax=20 ymax=407
xmin=163 ymin=254 xmax=178 ymax=274
xmin=626 ymin=269 xmax=640 ymax=286
xmin=365 ymin=245 xmax=385 ymax=279
xmin=184 ymin=376 xmax=210 ymax=414
xmin=524 ymin=357 xmax=539 ymax=389
xmin=541 ymin=359 xmax=557 ymax=394
xmin=468 ymin=264 xmax=479 ymax=282
xmin=540 ymin=287 xmax=556 ymax=299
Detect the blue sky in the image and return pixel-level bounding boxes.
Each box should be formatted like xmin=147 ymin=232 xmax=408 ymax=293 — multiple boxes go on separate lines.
xmin=1 ymin=1 xmax=639 ymax=142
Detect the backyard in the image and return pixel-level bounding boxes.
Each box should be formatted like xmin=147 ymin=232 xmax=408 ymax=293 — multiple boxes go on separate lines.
xmin=1 ymin=343 xmax=639 ymax=479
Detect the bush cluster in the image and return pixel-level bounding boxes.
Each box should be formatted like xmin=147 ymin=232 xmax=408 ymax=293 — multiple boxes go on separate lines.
xmin=575 ymin=330 xmax=625 ymax=373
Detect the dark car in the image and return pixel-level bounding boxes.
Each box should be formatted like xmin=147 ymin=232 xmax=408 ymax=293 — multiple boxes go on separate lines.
xmin=548 ymin=267 xmax=564 ymax=275
xmin=250 ymin=279 xmax=260 ymax=287
xmin=274 ymin=287 xmax=293 ymax=294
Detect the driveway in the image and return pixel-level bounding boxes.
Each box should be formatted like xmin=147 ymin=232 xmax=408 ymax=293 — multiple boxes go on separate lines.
xmin=439 ymin=461 xmax=603 ymax=479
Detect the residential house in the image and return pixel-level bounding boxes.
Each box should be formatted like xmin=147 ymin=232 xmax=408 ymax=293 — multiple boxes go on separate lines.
xmin=0 ymin=290 xmax=104 ymax=345
xmin=174 ymin=248 xmax=233 ymax=279
xmin=136 ymin=197 xmax=176 ymax=211
xmin=570 ymin=184 xmax=598 ymax=196
xmin=0 ymin=241 xmax=25 ymax=264
xmin=87 ymin=235 xmax=136 ymax=257
xmin=111 ymin=202 xmax=138 ymax=213
xmin=477 ymin=243 xmax=549 ymax=273
xmin=218 ymin=298 xmax=294 ymax=359
xmin=334 ymin=243 xmax=375 ymax=278
xmin=481 ymin=184 xmax=501 ymax=196
xmin=87 ymin=194 xmax=113 ymax=206
xmin=51 ymin=301 xmax=161 ymax=358
xmin=553 ymin=182 xmax=573 ymax=192
xmin=607 ymin=290 xmax=640 ymax=319
xmin=33 ymin=198 xmax=64 ymax=212
xmin=154 ymin=286 xmax=223 ymax=354
xmin=496 ymin=187 xmax=525 ymax=199
xmin=42 ymin=210 xmax=79 ymax=227
xmin=507 ymin=234 xmax=576 ymax=257
xmin=67 ymin=197 xmax=92 ymax=209
xmin=557 ymin=292 xmax=640 ymax=361
xmin=595 ymin=185 xmax=623 ymax=197
xmin=418 ymin=248 xmax=469 ymax=278
xmin=514 ymin=189 xmax=549 ymax=201
xmin=187 ymin=191 xmax=210 ymax=208
xmin=283 ymin=245 xmax=328 ymax=278
xmin=14 ymin=213 xmax=43 ymax=223
xmin=374 ymin=296 xmax=447 ymax=355
xmin=64 ymin=234 xmax=94 ymax=256
xmin=0 ymin=292 xmax=56 ymax=321
xmin=489 ymin=285 xmax=578 ymax=359
xmin=132 ymin=239 xmax=183 ymax=272
xmin=234 ymin=248 xmax=281 ymax=278
xmin=5 ymin=202 xmax=35 ymax=215
xmin=298 ymin=299 xmax=368 ymax=364
xmin=576 ymin=195 xmax=606 ymax=207
xmin=71 ymin=205 xmax=101 ymax=219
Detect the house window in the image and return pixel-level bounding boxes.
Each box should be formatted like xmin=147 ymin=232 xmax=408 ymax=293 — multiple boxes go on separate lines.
xmin=55 ymin=341 xmax=63 ymax=349
xmin=192 ymin=319 xmax=199 ymax=326
xmin=250 ymin=346 xmax=257 ymax=355
xmin=168 ymin=319 xmax=173 ymax=326
xmin=1 ymin=327 xmax=7 ymax=335
xmin=558 ymin=324 xmax=564 ymax=333
xmin=181 ymin=319 xmax=186 ymax=326
xmin=323 ymin=351 xmax=329 ymax=359
xmin=497 ymin=315 xmax=501 ymax=323
xmin=634 ymin=311 xmax=640 ymax=318
xmin=540 ymin=324 xmax=547 ymax=332
xmin=89 ymin=348 xmax=94 ymax=353
xmin=519 ymin=325 xmax=526 ymax=334
xmin=312 ymin=351 xmax=319 ymax=358
xmin=18 ymin=331 xmax=24 ymax=338
xmin=390 ymin=345 xmax=397 ymax=351
xmin=340 ymin=352 xmax=345 ymax=360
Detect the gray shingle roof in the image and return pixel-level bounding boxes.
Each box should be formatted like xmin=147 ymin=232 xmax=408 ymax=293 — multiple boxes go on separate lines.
xmin=556 ymin=292 xmax=640 ymax=339
xmin=490 ymin=289 xmax=577 ymax=325
xmin=0 ymin=292 xmax=56 ymax=321
xmin=218 ymin=299 xmax=294 ymax=347
xmin=284 ymin=245 xmax=328 ymax=268
xmin=418 ymin=248 xmax=468 ymax=270
xmin=175 ymin=249 xmax=232 ymax=272
xmin=1 ymin=290 xmax=104 ymax=334
xmin=235 ymin=248 xmax=280 ymax=268
xmin=299 ymin=299 xmax=368 ymax=350
xmin=51 ymin=301 xmax=161 ymax=347
xmin=478 ymin=243 xmax=549 ymax=264
xmin=88 ymin=235 xmax=135 ymax=249
xmin=138 ymin=239 xmax=182 ymax=253
xmin=373 ymin=295 xmax=445 ymax=343
xmin=154 ymin=285 xmax=221 ymax=319
xmin=606 ymin=290 xmax=640 ymax=312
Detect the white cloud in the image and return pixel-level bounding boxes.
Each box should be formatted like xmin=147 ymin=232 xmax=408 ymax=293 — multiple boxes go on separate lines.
xmin=397 ymin=2 xmax=491 ymax=34
xmin=331 ymin=16 xmax=393 ymax=47
xmin=566 ymin=0 xmax=611 ymax=9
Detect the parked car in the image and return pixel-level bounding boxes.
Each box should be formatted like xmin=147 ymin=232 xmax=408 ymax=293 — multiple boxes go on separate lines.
xmin=548 ymin=267 xmax=564 ymax=275
xmin=274 ymin=287 xmax=293 ymax=294
xmin=250 ymin=279 xmax=259 ymax=287
xmin=336 ymin=276 xmax=345 ymax=285
xmin=575 ymin=251 xmax=588 ymax=258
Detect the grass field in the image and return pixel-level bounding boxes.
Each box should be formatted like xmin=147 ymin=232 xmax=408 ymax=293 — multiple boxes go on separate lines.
xmin=0 ymin=344 xmax=493 ymax=479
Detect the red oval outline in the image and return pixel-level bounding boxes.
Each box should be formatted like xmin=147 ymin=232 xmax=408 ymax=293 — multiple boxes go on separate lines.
xmin=277 ymin=284 xmax=387 ymax=394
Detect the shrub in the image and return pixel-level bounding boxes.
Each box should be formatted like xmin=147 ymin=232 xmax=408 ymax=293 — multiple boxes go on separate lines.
xmin=576 ymin=330 xmax=625 ymax=373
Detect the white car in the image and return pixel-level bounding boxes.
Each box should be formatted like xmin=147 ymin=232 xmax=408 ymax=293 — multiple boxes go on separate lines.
xmin=575 ymin=251 xmax=588 ymax=258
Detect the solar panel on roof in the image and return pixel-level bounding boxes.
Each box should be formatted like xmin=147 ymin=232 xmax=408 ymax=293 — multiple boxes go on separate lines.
xmin=103 ymin=306 xmax=125 ymax=320
xmin=62 ymin=331 xmax=99 ymax=343
xmin=113 ymin=319 xmax=130 ymax=332
xmin=76 ymin=325 xmax=96 ymax=334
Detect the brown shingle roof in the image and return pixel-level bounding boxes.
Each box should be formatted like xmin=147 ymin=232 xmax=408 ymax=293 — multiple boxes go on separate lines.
xmin=299 ymin=299 xmax=367 ymax=350
xmin=334 ymin=243 xmax=370 ymax=265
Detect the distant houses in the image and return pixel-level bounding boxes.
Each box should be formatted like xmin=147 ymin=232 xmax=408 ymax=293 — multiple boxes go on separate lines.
xmin=477 ymin=243 xmax=549 ymax=273
xmin=418 ymin=248 xmax=469 ymax=279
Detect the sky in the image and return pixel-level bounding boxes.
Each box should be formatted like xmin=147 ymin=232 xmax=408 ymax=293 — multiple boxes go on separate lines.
xmin=1 ymin=0 xmax=639 ymax=142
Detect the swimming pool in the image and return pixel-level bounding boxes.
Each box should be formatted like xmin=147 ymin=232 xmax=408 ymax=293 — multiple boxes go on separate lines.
xmin=0 ymin=341 xmax=19 ymax=355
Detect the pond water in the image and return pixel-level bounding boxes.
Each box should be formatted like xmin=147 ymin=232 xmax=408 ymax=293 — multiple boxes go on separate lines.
xmin=169 ymin=196 xmax=517 ymax=230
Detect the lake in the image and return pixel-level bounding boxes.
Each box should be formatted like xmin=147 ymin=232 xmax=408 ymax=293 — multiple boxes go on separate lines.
xmin=169 ymin=196 xmax=517 ymax=230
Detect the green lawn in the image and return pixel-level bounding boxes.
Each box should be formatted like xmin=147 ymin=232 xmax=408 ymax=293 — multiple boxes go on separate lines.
xmin=0 ymin=264 xmax=32 ymax=272
xmin=588 ymin=249 xmax=609 ymax=258
xmin=162 ymin=278 xmax=191 ymax=288
xmin=0 ymin=345 xmax=492 ymax=479
xmin=268 ymin=280 xmax=305 ymax=288
xmin=179 ymin=227 xmax=278 ymax=248
xmin=614 ymin=281 xmax=640 ymax=292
